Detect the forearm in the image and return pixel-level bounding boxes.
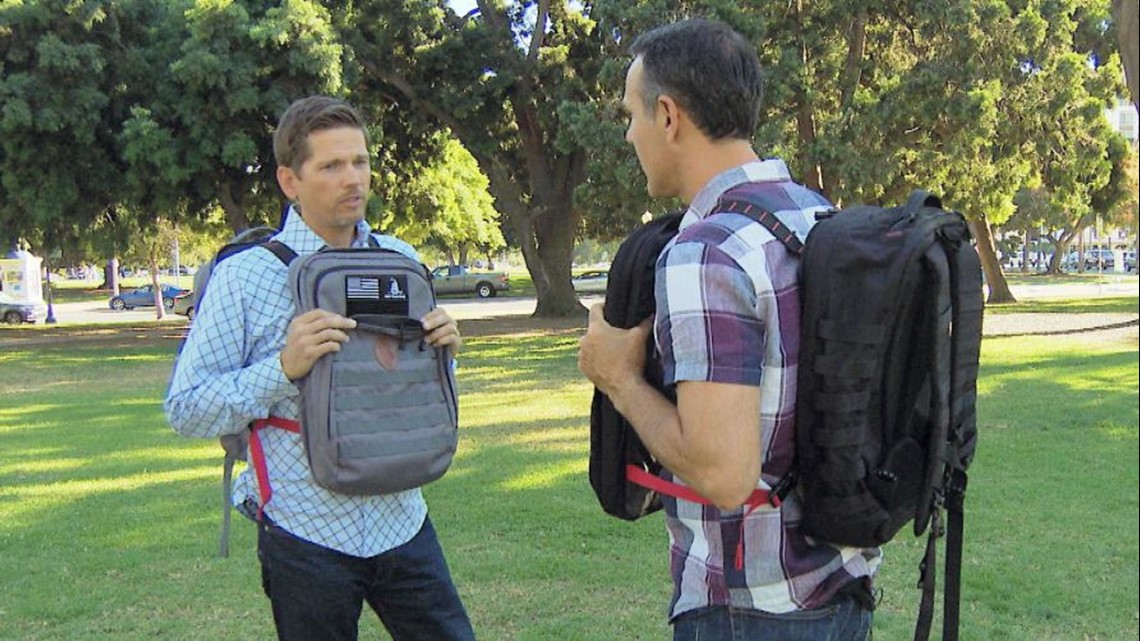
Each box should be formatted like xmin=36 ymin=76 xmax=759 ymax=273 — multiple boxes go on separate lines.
xmin=610 ymin=378 xmax=763 ymax=510
xmin=611 ymin=377 xmax=677 ymax=452
xmin=608 ymin=378 xmax=711 ymax=498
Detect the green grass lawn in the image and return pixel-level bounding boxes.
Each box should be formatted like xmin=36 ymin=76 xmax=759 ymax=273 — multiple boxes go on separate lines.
xmin=985 ymin=295 xmax=1140 ymax=315
xmin=0 ymin=310 xmax=1136 ymax=640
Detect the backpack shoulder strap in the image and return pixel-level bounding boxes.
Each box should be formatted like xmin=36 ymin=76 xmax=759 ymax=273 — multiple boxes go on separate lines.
xmin=215 ymin=238 xmax=295 ymax=558
xmin=262 ymin=240 xmax=298 ymax=266
xmin=940 ymin=214 xmax=983 ymax=641
xmin=713 ymin=194 xmax=806 ymax=256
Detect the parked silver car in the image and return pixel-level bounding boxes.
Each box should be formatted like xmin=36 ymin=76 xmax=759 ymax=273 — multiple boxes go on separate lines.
xmin=571 ymin=270 xmax=609 ymax=294
xmin=171 ymin=291 xmax=196 ymax=320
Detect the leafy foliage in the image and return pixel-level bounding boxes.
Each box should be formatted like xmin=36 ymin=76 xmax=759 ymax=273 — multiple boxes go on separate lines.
xmin=1 ymin=0 xmax=1134 ymax=311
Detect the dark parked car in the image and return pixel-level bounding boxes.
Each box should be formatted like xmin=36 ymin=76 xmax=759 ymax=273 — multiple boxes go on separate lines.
xmin=0 ymin=294 xmax=38 ymax=324
xmin=109 ymin=284 xmax=188 ymax=311
xmin=1081 ymin=248 xmax=1115 ymax=270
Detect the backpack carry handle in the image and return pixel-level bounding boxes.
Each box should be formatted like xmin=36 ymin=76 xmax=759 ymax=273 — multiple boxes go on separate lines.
xmin=351 ymin=314 xmax=426 ymax=348
xmin=905 ymin=190 xmax=943 ymax=215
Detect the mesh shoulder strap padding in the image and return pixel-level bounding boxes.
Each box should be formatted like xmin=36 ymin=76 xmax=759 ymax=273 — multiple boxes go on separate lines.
xmin=589 ymin=211 xmax=683 ymax=520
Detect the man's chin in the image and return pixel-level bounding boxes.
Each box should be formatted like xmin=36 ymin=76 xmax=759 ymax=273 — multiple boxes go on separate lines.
xmin=338 ymin=207 xmax=367 ymax=222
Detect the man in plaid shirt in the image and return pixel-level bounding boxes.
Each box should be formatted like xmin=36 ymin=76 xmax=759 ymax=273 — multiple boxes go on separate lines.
xmin=579 ymin=19 xmax=880 ymax=640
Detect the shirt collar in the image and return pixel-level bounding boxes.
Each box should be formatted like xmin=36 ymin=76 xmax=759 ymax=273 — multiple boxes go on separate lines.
xmin=275 ymin=204 xmax=374 ymax=252
xmin=682 ymin=159 xmax=793 ymax=229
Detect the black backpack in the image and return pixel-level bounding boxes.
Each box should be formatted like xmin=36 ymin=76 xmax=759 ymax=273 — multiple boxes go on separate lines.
xmin=588 ymin=189 xmax=983 ymax=641
xmin=588 ymin=211 xmax=683 ymax=521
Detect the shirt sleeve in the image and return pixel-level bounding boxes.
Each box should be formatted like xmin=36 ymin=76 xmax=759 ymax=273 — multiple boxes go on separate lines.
xmin=655 ymin=236 xmax=768 ymax=387
xmin=164 ymin=253 xmax=296 ymax=438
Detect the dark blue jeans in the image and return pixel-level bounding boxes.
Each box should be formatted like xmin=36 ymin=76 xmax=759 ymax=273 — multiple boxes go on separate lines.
xmin=672 ymin=595 xmax=872 ymax=641
xmin=257 ymin=516 xmax=475 ymax=641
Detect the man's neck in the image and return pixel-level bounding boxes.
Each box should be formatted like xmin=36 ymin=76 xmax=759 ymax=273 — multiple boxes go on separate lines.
xmin=317 ymin=228 xmax=356 ymax=249
xmin=678 ymin=139 xmax=760 ymax=205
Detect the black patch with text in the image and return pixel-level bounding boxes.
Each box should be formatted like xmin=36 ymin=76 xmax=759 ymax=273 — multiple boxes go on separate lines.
xmin=345 ymin=274 xmax=409 ymax=316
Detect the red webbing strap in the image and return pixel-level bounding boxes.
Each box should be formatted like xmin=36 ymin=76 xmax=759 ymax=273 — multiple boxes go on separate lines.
xmin=625 ymin=464 xmax=776 ymax=508
xmin=248 ymin=417 xmax=302 ymax=520
xmin=625 ymin=465 xmax=775 ymax=571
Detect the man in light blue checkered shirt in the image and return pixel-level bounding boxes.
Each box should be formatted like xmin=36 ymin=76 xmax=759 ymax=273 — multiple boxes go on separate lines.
xmin=165 ymin=96 xmax=474 ymax=641
xmin=579 ymin=19 xmax=879 ymax=641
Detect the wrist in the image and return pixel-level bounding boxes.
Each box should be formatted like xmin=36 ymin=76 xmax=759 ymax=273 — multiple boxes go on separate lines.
xmin=608 ymin=374 xmax=650 ymax=417
xmin=279 ymin=352 xmax=299 ymax=382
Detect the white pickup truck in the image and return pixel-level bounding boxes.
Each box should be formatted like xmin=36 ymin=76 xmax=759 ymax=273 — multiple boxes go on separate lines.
xmin=430 ymin=265 xmax=511 ymax=298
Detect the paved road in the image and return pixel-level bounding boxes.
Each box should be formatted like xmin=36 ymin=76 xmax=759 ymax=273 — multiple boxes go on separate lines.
xmin=42 ymin=294 xmax=607 ymax=326
xmin=23 ymin=279 xmax=1137 ymax=327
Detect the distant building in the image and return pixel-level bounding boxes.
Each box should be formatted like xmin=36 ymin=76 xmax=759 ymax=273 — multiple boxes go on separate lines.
xmin=1105 ymin=98 xmax=1138 ymax=144
xmin=1085 ymin=98 xmax=1139 ymax=267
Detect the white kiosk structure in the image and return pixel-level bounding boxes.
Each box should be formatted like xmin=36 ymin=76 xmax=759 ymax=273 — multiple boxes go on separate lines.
xmin=0 ymin=251 xmax=49 ymax=319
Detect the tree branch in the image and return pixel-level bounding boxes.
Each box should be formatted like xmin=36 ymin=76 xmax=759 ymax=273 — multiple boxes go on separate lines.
xmin=840 ymin=8 xmax=867 ymax=110
xmin=359 ymin=59 xmax=469 ymax=139
xmin=527 ymin=0 xmax=551 ymax=68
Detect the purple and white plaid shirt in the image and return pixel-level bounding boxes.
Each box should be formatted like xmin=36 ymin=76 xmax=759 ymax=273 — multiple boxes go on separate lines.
xmin=655 ymin=159 xmax=881 ymax=620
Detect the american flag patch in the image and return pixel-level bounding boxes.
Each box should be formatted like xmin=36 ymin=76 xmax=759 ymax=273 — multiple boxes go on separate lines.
xmin=347 ymin=276 xmax=381 ymax=300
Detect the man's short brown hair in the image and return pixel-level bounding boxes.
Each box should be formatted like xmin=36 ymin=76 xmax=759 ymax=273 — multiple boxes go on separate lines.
xmin=273 ymin=96 xmax=368 ymax=173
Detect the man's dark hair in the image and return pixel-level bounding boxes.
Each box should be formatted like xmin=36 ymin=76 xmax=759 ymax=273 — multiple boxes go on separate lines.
xmin=273 ymin=96 xmax=368 ymax=173
xmin=629 ymin=18 xmax=763 ymax=140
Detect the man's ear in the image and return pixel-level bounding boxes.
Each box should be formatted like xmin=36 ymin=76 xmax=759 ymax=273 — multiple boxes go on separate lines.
xmin=277 ymin=165 xmax=298 ymax=200
xmin=658 ymin=95 xmax=682 ymax=142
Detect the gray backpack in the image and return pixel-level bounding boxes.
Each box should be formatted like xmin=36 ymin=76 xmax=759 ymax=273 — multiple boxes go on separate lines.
xmin=286 ymin=245 xmax=459 ymax=495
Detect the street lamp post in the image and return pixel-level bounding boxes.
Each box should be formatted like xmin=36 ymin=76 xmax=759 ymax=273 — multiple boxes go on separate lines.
xmin=45 ymin=258 xmax=57 ymax=324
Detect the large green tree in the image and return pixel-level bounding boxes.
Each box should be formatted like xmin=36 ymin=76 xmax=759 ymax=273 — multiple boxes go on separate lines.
xmin=119 ymin=0 xmax=345 ymax=232
xmin=332 ymin=0 xmax=607 ymax=315
xmin=5 ymin=0 xmax=1131 ymax=312
xmin=377 ymin=136 xmax=505 ymax=265
xmin=1113 ymin=0 xmax=1138 ymax=111
xmin=0 ymin=0 xmax=131 ymax=253
xmin=785 ymin=1 xmax=1124 ymax=302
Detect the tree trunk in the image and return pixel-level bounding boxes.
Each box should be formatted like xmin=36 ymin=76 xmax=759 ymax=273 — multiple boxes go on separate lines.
xmin=1114 ymin=0 xmax=1140 ymax=112
xmin=472 ymin=149 xmax=586 ymax=318
xmin=530 ymin=199 xmax=584 ymax=317
xmin=1021 ymin=223 xmax=1033 ymax=273
xmin=149 ymin=255 xmax=167 ymax=320
xmin=501 ymin=198 xmax=584 ymax=317
xmin=1047 ymin=230 xmax=1078 ymax=274
xmin=218 ymin=180 xmax=251 ymax=233
xmin=104 ymin=258 xmax=120 ymax=294
xmin=793 ymin=0 xmax=825 ymax=195
xmin=840 ymin=10 xmax=867 ymax=110
xmin=969 ymin=219 xmax=1015 ymax=303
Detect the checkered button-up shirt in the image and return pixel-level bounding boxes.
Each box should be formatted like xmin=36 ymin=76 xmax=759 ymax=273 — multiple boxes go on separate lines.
xmin=165 ymin=206 xmax=427 ymax=557
xmin=655 ymin=159 xmax=881 ymax=620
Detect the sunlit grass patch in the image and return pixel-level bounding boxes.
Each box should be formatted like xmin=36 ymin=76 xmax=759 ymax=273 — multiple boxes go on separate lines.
xmin=0 ymin=308 xmax=1136 ymax=640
